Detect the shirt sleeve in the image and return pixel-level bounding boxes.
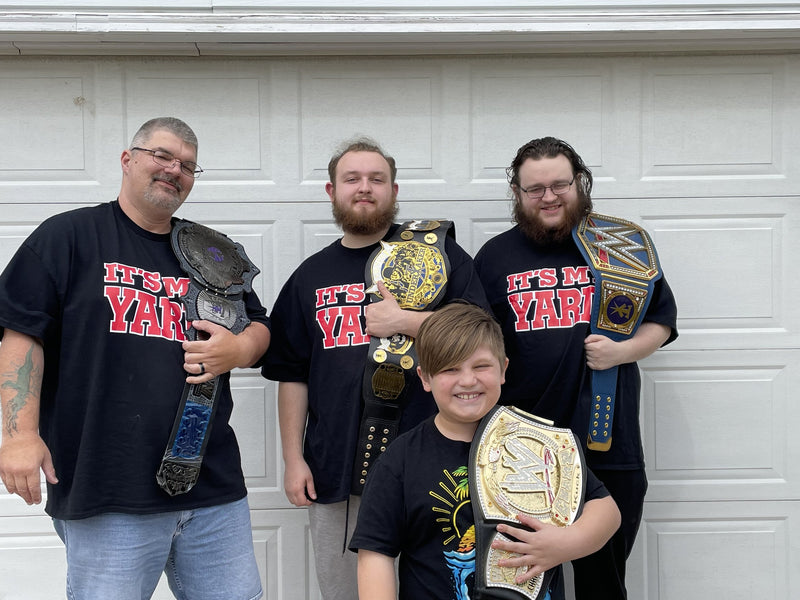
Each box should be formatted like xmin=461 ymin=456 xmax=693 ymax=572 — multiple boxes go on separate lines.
xmin=0 ymin=235 xmax=62 ymax=343
xmin=261 ymin=271 xmax=313 ymax=382
xmin=643 ymin=274 xmax=679 ymax=346
xmin=348 ymin=450 xmax=407 ymax=557
xmin=583 ymin=467 xmax=610 ymax=502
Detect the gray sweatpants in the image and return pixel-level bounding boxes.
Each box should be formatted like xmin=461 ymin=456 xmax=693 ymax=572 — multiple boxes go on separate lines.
xmin=308 ymin=496 xmax=362 ymax=600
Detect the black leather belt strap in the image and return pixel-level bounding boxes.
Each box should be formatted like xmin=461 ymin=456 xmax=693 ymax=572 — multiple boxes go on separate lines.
xmin=351 ymin=220 xmax=454 ymax=495
xmin=156 ymin=219 xmax=260 ymax=496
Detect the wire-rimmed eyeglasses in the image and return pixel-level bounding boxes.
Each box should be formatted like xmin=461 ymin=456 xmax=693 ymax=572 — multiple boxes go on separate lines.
xmin=131 ymin=147 xmax=203 ymax=179
xmin=518 ymin=177 xmax=575 ymax=199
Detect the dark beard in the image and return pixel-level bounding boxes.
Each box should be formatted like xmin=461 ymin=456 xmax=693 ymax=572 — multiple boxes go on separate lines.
xmin=332 ymin=197 xmax=399 ymax=236
xmin=513 ymin=193 xmax=591 ymax=245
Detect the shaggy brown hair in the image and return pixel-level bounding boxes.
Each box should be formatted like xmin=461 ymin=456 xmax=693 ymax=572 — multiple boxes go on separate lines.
xmin=416 ymin=302 xmax=506 ymax=376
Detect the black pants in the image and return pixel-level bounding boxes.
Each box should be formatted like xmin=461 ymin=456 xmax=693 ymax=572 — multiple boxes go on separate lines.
xmin=571 ymin=468 xmax=648 ymax=600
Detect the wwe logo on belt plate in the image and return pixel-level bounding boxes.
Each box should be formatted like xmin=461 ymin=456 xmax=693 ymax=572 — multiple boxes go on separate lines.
xmin=574 ymin=213 xmax=661 ymax=337
xmin=472 ymin=407 xmax=584 ymax=600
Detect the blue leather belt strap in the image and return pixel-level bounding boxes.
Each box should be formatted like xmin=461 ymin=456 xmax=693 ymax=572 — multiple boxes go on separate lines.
xmin=572 ymin=213 xmax=662 ymax=451
xmin=156 ymin=219 xmax=260 ymax=496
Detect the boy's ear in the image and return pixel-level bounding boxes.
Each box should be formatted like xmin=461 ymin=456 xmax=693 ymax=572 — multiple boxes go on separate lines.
xmin=501 ymin=357 xmax=509 ymax=383
xmin=417 ymin=365 xmax=432 ymax=392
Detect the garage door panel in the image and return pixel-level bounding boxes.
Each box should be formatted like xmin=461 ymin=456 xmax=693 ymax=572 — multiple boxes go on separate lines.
xmin=641 ymin=500 xmax=798 ymax=600
xmin=638 ymin=55 xmax=799 ymax=199
xmin=124 ymin=64 xmax=270 ymax=180
xmin=470 ymin=62 xmax=610 ymax=182
xmin=0 ymin=76 xmax=87 ymax=171
xmin=0 ymin=61 xmax=108 ymax=204
xmin=230 ymin=374 xmax=278 ymax=488
xmin=644 ymin=70 xmax=779 ymax=174
xmin=647 ymin=214 xmax=783 ymax=328
xmin=300 ymin=61 xmax=443 ymax=183
xmin=0 ymin=533 xmax=67 ymax=599
xmin=642 ymin=349 xmax=800 ymax=501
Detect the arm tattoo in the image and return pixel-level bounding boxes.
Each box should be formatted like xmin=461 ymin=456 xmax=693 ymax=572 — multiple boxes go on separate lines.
xmin=2 ymin=345 xmax=39 ymax=437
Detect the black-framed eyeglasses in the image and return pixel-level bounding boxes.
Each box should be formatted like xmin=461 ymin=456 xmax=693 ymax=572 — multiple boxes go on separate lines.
xmin=131 ymin=147 xmax=203 ymax=179
xmin=518 ymin=177 xmax=575 ymax=199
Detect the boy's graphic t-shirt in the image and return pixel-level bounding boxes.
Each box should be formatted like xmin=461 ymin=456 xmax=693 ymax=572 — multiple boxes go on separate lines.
xmin=350 ymin=416 xmax=607 ymax=600
xmin=351 ymin=417 xmax=476 ymax=599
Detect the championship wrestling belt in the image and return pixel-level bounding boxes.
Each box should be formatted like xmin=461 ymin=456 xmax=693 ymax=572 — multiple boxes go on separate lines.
xmin=572 ymin=212 xmax=662 ymax=451
xmin=471 ymin=406 xmax=586 ymax=600
xmin=155 ymin=219 xmax=260 ymax=496
xmin=351 ymin=219 xmax=454 ymax=495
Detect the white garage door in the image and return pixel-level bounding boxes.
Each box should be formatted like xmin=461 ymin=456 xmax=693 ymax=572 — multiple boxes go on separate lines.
xmin=0 ymin=6 xmax=799 ymax=600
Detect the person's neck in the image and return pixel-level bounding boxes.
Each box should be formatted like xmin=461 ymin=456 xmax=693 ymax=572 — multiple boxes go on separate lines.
xmin=117 ymin=195 xmax=172 ymax=234
xmin=434 ymin=414 xmax=479 ymax=443
xmin=340 ymin=226 xmax=391 ymax=249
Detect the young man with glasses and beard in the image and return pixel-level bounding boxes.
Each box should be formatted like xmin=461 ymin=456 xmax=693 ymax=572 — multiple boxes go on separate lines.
xmin=0 ymin=117 xmax=270 ymax=600
xmin=474 ymin=137 xmax=678 ymax=600
xmin=262 ymin=136 xmax=489 ymax=600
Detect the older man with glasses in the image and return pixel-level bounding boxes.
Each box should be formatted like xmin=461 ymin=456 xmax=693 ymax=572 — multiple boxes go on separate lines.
xmin=0 ymin=117 xmax=270 ymax=600
xmin=474 ymin=136 xmax=678 ymax=600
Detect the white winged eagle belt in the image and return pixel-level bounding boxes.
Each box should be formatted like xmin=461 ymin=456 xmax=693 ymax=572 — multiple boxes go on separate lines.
xmin=351 ymin=220 xmax=454 ymax=495
xmin=156 ymin=219 xmax=260 ymax=496
xmin=572 ymin=213 xmax=662 ymax=451
xmin=471 ymin=406 xmax=586 ymax=599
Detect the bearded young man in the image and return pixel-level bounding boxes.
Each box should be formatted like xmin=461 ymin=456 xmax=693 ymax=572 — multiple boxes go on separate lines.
xmin=262 ymin=137 xmax=488 ymax=600
xmin=474 ymin=137 xmax=678 ymax=600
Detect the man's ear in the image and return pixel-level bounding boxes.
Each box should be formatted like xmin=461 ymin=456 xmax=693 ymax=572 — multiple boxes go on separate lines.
xmin=120 ymin=149 xmax=132 ymax=173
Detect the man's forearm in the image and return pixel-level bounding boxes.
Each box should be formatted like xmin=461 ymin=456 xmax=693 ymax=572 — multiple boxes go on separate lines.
xmin=396 ymin=308 xmax=432 ymax=338
xmin=277 ymin=381 xmax=309 ymax=461
xmin=237 ymin=321 xmax=271 ymax=368
xmin=623 ymin=322 xmax=671 ymax=363
xmin=0 ymin=330 xmax=44 ymax=438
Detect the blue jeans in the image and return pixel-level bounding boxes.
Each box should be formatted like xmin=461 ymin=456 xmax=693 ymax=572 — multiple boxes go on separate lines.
xmin=53 ymin=497 xmax=262 ymax=600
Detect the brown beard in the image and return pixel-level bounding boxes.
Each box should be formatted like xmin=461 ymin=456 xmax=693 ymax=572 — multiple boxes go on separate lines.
xmin=332 ymin=195 xmax=399 ymax=236
xmin=512 ymin=192 xmax=591 ymax=244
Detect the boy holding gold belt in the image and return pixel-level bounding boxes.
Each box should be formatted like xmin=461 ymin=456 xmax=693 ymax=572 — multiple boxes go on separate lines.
xmin=350 ymin=303 xmax=620 ymax=600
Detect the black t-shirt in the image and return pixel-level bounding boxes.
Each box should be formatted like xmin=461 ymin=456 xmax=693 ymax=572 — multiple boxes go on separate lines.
xmin=262 ymin=225 xmax=490 ymax=502
xmin=474 ymin=225 xmax=678 ymax=470
xmin=350 ymin=416 xmax=609 ymax=600
xmin=0 ymin=201 xmax=270 ymax=519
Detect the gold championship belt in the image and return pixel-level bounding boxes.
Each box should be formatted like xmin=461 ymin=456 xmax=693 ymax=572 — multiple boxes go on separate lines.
xmin=572 ymin=213 xmax=662 ymax=451
xmin=351 ymin=220 xmax=454 ymax=495
xmin=470 ymin=406 xmax=586 ymax=600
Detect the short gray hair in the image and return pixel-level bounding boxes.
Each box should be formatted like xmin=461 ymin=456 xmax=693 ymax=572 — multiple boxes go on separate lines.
xmin=130 ymin=117 xmax=198 ymax=151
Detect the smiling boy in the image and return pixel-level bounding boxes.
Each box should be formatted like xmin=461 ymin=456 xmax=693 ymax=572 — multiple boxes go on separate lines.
xmin=349 ymin=302 xmax=621 ymax=599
